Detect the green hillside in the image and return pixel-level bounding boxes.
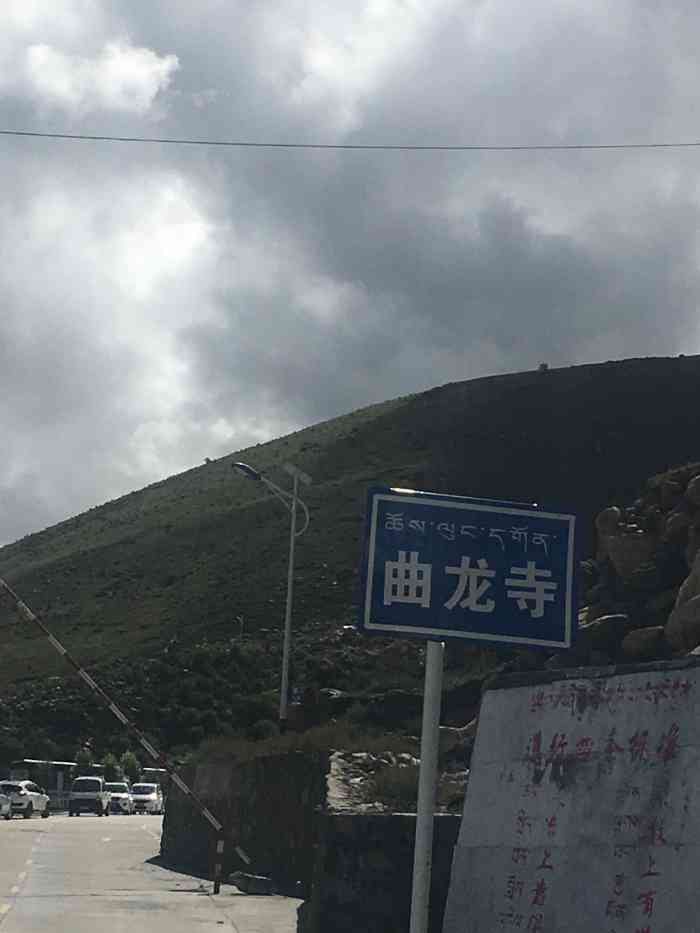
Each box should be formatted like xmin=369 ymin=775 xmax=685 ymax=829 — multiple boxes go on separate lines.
xmin=2 ymin=355 xmax=700 ymax=760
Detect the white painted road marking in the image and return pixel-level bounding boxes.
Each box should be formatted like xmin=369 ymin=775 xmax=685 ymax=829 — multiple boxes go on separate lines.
xmin=0 ymin=903 xmax=11 ymax=915
xmin=17 ymin=873 xmax=26 ymax=882
xmin=9 ymin=888 xmax=19 ymax=896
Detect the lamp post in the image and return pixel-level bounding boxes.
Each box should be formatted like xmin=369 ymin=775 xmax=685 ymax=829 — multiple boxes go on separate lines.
xmin=232 ymin=461 xmax=311 ymax=730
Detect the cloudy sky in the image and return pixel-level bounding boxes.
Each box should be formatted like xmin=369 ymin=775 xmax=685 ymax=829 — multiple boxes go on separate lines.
xmin=1 ymin=0 xmax=699 ymax=543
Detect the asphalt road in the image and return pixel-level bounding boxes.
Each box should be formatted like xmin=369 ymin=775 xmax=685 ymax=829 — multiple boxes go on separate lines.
xmin=0 ymin=813 xmax=300 ymax=932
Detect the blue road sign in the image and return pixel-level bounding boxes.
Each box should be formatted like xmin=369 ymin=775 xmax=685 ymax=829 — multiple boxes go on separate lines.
xmin=360 ymin=487 xmax=577 ymax=649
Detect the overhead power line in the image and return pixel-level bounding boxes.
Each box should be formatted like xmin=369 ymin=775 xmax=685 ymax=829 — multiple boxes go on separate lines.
xmin=3 ymin=127 xmax=700 ymax=152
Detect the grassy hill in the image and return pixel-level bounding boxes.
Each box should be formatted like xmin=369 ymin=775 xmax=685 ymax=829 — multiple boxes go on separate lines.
xmin=2 ymin=355 xmax=700 ymax=760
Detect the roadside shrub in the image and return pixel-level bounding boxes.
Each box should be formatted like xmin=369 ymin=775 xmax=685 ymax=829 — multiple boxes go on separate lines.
xmin=370 ymin=764 xmax=419 ymax=811
xmin=102 ymin=753 xmax=122 ymax=781
xmin=247 ymin=719 xmax=279 ymax=741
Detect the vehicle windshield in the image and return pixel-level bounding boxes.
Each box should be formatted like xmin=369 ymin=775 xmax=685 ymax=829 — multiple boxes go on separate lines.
xmin=71 ymin=778 xmax=101 ymax=792
xmin=104 ymin=783 xmax=129 ymax=793
xmin=0 ymin=783 xmax=22 ymax=794
xmin=131 ymin=784 xmax=157 ymax=795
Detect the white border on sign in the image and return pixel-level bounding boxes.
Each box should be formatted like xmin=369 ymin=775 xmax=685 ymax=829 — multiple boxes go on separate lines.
xmin=364 ymin=492 xmax=576 ymax=648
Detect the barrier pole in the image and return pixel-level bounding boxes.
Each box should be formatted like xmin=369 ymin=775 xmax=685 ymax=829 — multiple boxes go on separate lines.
xmin=213 ymin=834 xmax=225 ymax=894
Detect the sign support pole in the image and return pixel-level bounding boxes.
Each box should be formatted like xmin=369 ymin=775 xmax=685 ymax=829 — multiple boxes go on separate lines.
xmin=279 ymin=470 xmax=299 ymax=731
xmin=409 ymin=639 xmax=445 ymax=933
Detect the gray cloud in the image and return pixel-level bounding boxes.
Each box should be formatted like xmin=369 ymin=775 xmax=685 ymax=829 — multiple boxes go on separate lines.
xmin=1 ymin=0 xmax=700 ymax=543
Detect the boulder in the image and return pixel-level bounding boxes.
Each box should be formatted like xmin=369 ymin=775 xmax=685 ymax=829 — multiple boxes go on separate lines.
xmin=686 ymin=523 xmax=700 ymax=568
xmin=665 ymin=596 xmax=700 ymax=652
xmin=645 ymin=588 xmax=680 ymax=615
xmin=678 ymin=551 xmax=700 ymax=603
xmin=607 ymin=533 xmax=656 ymax=580
xmin=665 ymin=553 xmax=700 ymax=651
xmin=664 ymin=510 xmax=691 ymax=541
xmin=686 ymin=474 xmax=700 ymax=507
xmin=621 ymin=626 xmax=669 ymax=661
xmin=579 ymin=613 xmax=631 ymax=653
xmin=596 ymin=507 xmax=622 ymax=535
xmin=661 ymin=480 xmax=683 ymax=510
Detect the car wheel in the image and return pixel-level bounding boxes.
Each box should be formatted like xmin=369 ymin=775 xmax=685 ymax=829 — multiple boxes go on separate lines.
xmin=23 ymin=803 xmax=33 ymax=820
xmin=41 ymin=808 xmax=50 ymax=818
xmin=3 ymin=813 xmax=10 ymax=820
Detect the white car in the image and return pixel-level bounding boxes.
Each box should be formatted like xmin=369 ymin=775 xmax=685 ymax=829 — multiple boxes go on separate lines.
xmin=131 ymin=783 xmax=164 ymax=814
xmin=0 ymin=792 xmax=11 ymax=820
xmin=0 ymin=780 xmax=50 ymax=819
xmin=105 ymin=782 xmax=134 ymax=814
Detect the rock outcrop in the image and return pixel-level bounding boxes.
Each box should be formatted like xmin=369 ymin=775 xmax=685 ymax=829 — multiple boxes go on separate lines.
xmin=556 ymin=462 xmax=700 ymax=668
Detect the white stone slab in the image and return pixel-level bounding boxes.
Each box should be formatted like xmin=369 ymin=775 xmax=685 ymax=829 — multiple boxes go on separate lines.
xmin=443 ymin=661 xmax=700 ymax=933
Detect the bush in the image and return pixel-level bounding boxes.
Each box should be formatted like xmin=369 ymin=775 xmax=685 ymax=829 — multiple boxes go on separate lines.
xmin=370 ymin=764 xmax=419 ymax=811
xmin=120 ymin=751 xmax=141 ymax=783
xmin=75 ymin=748 xmax=93 ymax=776
xmin=247 ymin=719 xmax=280 ymax=741
xmin=195 ymin=721 xmax=418 ymax=765
xmin=102 ymin=753 xmax=122 ymax=782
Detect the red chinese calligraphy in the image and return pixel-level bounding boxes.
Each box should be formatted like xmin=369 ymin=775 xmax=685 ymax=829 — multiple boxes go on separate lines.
xmin=545 ymin=815 xmax=557 ymax=838
xmin=516 ymin=809 xmax=532 ymax=836
xmin=613 ymin=874 xmax=625 ymax=897
xmin=628 ymin=730 xmax=649 ymax=762
xmin=531 ymin=879 xmax=547 ymax=907
xmin=527 ymin=731 xmax=543 ymax=768
xmin=548 ymin=732 xmax=568 ymax=763
xmin=536 ymin=849 xmax=554 ymax=871
xmin=512 ymin=847 xmax=529 ymax=865
xmin=634 ymin=927 xmax=651 ymax=933
xmin=642 ymin=854 xmax=660 ymax=878
xmin=527 ymin=914 xmax=544 ymax=932
xmin=648 ymin=818 xmax=667 ymax=847
xmin=575 ymin=737 xmax=594 ymax=762
xmin=637 ymin=890 xmax=656 ymax=917
xmin=656 ymin=723 xmax=680 ymax=763
xmin=605 ymin=728 xmax=624 ymax=756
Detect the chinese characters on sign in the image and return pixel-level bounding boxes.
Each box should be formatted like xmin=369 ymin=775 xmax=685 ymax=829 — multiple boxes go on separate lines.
xmin=442 ymin=666 xmax=699 ymax=933
xmin=361 ymin=488 xmax=576 ymax=648
xmin=383 ymin=551 xmax=557 ymax=619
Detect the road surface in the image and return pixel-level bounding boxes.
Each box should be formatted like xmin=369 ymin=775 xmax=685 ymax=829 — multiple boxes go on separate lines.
xmin=0 ymin=812 xmax=300 ymax=932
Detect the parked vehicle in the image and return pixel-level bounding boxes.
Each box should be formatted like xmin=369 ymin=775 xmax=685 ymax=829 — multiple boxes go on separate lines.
xmin=131 ymin=783 xmax=164 ymax=814
xmin=0 ymin=792 xmax=11 ymax=820
xmin=105 ymin=782 xmax=134 ymax=814
xmin=0 ymin=780 xmax=50 ymax=819
xmin=68 ymin=776 xmax=111 ymax=816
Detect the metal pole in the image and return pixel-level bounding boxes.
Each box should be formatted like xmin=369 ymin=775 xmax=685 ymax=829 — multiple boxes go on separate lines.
xmin=213 ymin=834 xmax=225 ymax=894
xmin=279 ymin=472 xmax=299 ymax=729
xmin=409 ymin=640 xmax=445 ymax=933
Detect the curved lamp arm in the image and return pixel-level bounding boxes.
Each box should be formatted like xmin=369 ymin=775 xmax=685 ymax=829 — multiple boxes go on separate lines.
xmin=232 ymin=462 xmax=310 ymax=536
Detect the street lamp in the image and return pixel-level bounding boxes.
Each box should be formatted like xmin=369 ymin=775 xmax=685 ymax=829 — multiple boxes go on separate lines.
xmin=232 ymin=460 xmax=311 ymax=730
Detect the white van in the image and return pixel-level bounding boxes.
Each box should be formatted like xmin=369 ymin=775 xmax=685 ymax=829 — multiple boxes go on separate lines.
xmin=131 ymin=783 xmax=163 ymax=814
xmin=68 ymin=776 xmax=111 ymax=816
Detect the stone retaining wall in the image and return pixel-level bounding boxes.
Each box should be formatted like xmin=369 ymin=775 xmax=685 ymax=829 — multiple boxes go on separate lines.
xmin=298 ymin=813 xmax=460 ymax=933
xmin=160 ymin=750 xmax=329 ymax=894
